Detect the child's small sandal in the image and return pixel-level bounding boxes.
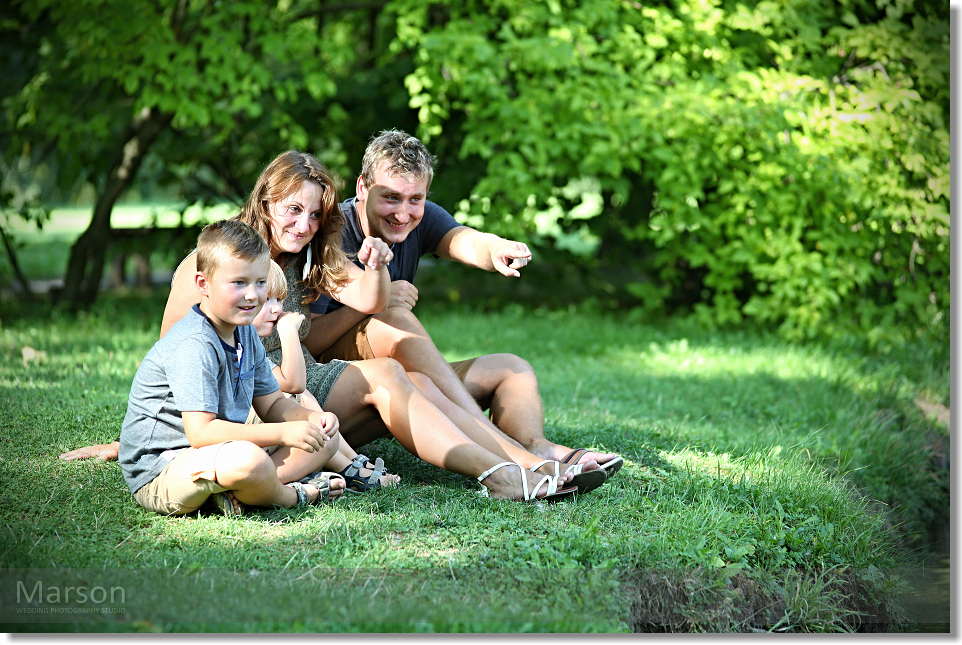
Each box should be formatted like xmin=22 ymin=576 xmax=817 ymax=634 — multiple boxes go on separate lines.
xmin=291 ymin=471 xmax=346 ymax=505
xmin=339 ymin=454 xmax=390 ymax=493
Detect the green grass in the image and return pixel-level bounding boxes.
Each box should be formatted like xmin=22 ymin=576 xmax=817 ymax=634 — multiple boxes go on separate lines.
xmin=0 ymin=290 xmax=949 ymax=633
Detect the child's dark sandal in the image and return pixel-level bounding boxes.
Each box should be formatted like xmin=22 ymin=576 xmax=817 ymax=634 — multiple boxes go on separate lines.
xmin=339 ymin=455 xmax=387 ymax=493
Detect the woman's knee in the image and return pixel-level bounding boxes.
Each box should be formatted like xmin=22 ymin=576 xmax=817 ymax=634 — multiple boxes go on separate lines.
xmin=364 ymin=356 xmax=409 ymax=383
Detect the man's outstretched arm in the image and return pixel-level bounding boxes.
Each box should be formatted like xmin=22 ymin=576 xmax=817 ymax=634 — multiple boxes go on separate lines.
xmin=436 ymin=226 xmax=531 ymax=277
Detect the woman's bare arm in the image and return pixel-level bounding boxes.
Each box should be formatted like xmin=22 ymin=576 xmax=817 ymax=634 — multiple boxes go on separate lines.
xmin=160 ymin=251 xmax=201 ymax=338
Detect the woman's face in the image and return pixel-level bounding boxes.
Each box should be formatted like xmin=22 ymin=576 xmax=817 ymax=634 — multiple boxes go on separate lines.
xmin=267 ymin=181 xmax=324 ymax=257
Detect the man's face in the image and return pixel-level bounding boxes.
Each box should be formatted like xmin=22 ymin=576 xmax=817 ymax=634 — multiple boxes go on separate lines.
xmin=355 ymin=163 xmax=428 ymax=246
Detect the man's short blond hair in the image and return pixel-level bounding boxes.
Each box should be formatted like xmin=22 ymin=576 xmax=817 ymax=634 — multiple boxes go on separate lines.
xmin=196 ymin=220 xmax=269 ymax=279
xmin=361 ymin=129 xmax=436 ymax=190
xmin=266 ymin=259 xmax=288 ymax=301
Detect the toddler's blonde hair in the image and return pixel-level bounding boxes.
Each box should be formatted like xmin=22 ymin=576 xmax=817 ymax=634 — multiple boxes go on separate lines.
xmin=266 ymin=259 xmax=288 ymax=301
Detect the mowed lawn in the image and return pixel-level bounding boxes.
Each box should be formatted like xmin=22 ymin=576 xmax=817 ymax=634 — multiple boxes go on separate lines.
xmin=0 ymin=284 xmax=949 ymax=632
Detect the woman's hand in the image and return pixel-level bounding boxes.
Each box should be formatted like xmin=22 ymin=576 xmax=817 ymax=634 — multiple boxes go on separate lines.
xmin=357 ymin=236 xmax=394 ymax=271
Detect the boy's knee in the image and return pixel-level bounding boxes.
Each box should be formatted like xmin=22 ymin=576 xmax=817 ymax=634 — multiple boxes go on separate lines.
xmin=214 ymin=441 xmax=273 ymax=484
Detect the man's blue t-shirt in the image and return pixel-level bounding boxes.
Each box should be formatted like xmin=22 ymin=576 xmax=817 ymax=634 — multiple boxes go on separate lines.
xmin=118 ymin=305 xmax=279 ymax=494
xmin=309 ymin=198 xmax=461 ymax=315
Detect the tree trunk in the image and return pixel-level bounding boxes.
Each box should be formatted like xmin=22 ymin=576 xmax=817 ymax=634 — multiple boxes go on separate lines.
xmin=58 ymin=106 xmax=172 ymax=309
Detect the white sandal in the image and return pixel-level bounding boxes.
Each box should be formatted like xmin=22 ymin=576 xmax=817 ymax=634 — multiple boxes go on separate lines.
xmin=531 ymin=459 xmax=607 ymax=495
xmin=477 ymin=461 xmax=576 ymax=502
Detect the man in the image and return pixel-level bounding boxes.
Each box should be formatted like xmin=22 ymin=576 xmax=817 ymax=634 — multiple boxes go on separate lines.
xmin=303 ymin=129 xmax=622 ymax=476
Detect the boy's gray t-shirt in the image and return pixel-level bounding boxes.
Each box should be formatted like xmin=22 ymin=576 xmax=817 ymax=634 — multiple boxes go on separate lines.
xmin=119 ymin=305 xmax=279 ymax=494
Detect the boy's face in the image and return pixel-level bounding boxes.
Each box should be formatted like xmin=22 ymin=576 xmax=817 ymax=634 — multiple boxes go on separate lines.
xmin=253 ymin=295 xmax=283 ymax=337
xmin=196 ymin=255 xmax=270 ymax=339
xmin=355 ymin=162 xmax=428 ymax=246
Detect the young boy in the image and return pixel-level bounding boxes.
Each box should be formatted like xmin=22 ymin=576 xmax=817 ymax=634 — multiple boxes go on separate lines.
xmin=250 ymin=260 xmax=399 ymax=493
xmin=119 ymin=220 xmax=344 ymax=516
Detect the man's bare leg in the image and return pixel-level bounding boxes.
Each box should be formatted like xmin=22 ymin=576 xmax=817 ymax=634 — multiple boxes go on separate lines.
xmin=364 ymin=308 xmax=519 ymax=438
xmin=455 ymin=354 xmax=620 ymax=468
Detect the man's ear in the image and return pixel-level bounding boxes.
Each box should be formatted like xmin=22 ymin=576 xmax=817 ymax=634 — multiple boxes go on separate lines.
xmin=195 ymin=271 xmax=209 ymax=297
xmin=355 ymin=174 xmax=367 ymax=202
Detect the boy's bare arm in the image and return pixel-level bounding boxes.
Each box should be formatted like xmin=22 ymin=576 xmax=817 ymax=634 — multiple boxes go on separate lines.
xmin=182 ymin=391 xmax=330 ymax=453
xmin=273 ymin=312 xmax=306 ymax=393
xmin=255 ymin=391 xmax=340 ymax=440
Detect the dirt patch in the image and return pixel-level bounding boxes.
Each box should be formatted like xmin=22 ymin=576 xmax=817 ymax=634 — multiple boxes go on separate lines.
xmin=914 ymin=396 xmax=950 ymax=428
xmin=621 ymin=569 xmax=902 ymax=632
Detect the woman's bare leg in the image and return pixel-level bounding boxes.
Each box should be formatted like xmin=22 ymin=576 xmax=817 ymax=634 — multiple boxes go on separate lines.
xmin=322 ymin=359 xmax=557 ymax=500
xmin=405 ymin=372 xmax=575 ymax=485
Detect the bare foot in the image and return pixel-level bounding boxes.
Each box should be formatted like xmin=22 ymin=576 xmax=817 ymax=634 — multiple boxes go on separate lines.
xmin=529 ymin=460 xmax=575 ymax=485
xmin=304 ymin=477 xmax=345 ymax=503
xmin=526 ymin=440 xmax=617 ymax=468
xmin=59 ymin=441 xmax=120 ymax=461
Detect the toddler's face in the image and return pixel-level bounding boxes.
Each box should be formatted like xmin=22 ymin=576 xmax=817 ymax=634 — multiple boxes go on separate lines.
xmin=253 ymin=295 xmax=283 ymax=337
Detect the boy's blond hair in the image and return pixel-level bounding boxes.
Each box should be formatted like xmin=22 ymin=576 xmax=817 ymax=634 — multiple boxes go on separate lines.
xmin=266 ymin=259 xmax=288 ymax=301
xmin=196 ymin=220 xmax=269 ymax=278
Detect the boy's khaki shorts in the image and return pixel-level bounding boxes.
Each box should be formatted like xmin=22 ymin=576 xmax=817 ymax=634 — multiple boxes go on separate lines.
xmin=314 ymin=315 xmax=478 ymax=380
xmin=133 ymin=442 xmax=233 ymax=516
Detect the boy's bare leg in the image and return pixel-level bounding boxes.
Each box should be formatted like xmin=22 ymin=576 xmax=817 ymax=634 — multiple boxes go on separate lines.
xmin=214 ymin=440 xmax=343 ymax=508
xmin=295 ymin=390 xmax=399 ymax=487
xmin=323 ymin=359 xmax=560 ymax=501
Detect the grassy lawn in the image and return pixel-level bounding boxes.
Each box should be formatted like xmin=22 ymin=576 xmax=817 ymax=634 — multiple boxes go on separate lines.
xmin=0 ymin=286 xmax=949 ymax=632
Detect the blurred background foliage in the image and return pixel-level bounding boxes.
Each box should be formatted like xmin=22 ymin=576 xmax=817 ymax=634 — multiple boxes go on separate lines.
xmin=0 ymin=0 xmax=949 ymax=347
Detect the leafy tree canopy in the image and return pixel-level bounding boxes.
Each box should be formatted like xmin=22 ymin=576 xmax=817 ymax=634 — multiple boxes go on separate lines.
xmin=1 ymin=0 xmax=949 ymax=347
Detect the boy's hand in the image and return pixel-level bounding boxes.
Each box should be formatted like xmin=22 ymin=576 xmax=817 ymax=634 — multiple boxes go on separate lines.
xmin=282 ymin=420 xmax=327 ymax=453
xmin=308 ymin=410 xmax=339 ymax=439
xmin=358 ymin=236 xmax=394 ymax=271
xmin=276 ymin=311 xmax=304 ymax=336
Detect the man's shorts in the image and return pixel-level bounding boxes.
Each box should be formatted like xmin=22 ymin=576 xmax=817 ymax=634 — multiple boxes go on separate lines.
xmin=315 ymin=315 xmax=479 ymax=380
xmin=315 ymin=316 xmax=377 ymax=363
xmin=133 ymin=443 xmax=233 ymax=516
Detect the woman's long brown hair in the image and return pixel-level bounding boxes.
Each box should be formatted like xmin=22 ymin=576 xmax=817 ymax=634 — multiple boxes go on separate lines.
xmin=233 ymin=151 xmax=349 ymax=302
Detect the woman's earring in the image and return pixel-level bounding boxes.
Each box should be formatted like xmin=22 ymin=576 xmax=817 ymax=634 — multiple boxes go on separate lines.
xmin=302 ymin=246 xmax=312 ymax=281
